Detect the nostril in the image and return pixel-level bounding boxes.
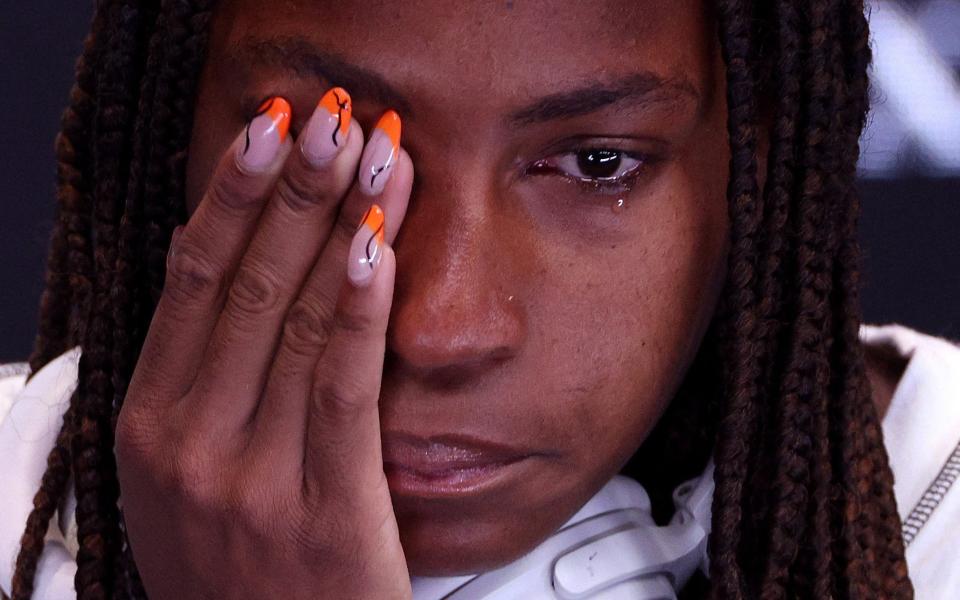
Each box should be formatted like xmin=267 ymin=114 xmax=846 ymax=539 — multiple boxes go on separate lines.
xmin=386 ymin=296 xmax=525 ymax=385
xmin=388 ymin=326 xmax=517 ymax=373
xmin=401 ymin=351 xmax=514 ymax=391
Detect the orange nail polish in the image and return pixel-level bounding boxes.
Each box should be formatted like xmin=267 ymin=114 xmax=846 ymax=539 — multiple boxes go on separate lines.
xmin=376 ymin=110 xmax=402 ymax=157
xmin=358 ymin=204 xmax=386 ymax=244
xmin=257 ymin=97 xmax=292 ymax=141
xmin=348 ymin=204 xmax=386 ymax=285
xmin=359 ymin=110 xmax=402 ymax=196
xmin=303 ymin=87 xmax=352 ymax=163
xmin=238 ymin=96 xmax=292 ymax=171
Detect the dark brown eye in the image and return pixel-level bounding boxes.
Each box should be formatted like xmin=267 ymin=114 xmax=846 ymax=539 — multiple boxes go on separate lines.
xmin=576 ymin=149 xmax=622 ymax=179
xmin=537 ymin=148 xmax=643 ymax=183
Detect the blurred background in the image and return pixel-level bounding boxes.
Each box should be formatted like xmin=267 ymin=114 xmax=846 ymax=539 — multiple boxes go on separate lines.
xmin=1 ymin=0 xmax=958 ymax=361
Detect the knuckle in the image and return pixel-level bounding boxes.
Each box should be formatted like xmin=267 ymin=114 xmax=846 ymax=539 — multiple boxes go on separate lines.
xmin=332 ymin=301 xmax=378 ymax=337
xmin=113 ymin=409 xmax=158 ymax=469
xmin=282 ymin=300 xmax=334 ymax=356
xmin=206 ymin=160 xmax=262 ymax=211
xmin=313 ymin=377 xmax=373 ymax=423
xmin=273 ymin=169 xmax=330 ymax=214
xmin=164 ymin=240 xmax=226 ymax=305
xmin=169 ymin=447 xmax=222 ymax=510
xmin=227 ymin=262 xmax=284 ymax=319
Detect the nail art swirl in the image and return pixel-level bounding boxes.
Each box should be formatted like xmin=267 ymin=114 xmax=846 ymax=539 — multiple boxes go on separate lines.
xmin=303 ymin=87 xmax=353 ymax=163
xmin=359 ymin=110 xmax=402 ymax=196
xmin=238 ymin=96 xmax=291 ymax=171
xmin=348 ymin=204 xmax=386 ymax=285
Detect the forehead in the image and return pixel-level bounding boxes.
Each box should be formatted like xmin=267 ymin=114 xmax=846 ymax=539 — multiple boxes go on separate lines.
xmin=212 ymin=0 xmax=717 ymax=106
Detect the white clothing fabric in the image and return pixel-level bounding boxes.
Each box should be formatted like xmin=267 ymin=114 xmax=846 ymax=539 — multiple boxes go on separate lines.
xmin=861 ymin=324 xmax=960 ymax=598
xmin=1 ymin=323 xmax=958 ymax=598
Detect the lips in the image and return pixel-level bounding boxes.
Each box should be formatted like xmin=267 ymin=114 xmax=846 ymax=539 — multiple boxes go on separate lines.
xmin=381 ymin=431 xmax=539 ymax=498
xmin=381 ymin=431 xmax=534 ymax=474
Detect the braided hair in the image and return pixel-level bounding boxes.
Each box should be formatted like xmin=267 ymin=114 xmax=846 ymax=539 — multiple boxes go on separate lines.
xmin=11 ymin=0 xmax=914 ymax=598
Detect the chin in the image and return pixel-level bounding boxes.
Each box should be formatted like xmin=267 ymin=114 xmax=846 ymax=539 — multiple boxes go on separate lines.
xmin=396 ymin=508 xmax=551 ymax=577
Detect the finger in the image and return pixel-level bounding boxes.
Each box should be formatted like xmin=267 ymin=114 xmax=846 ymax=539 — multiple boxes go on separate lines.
xmin=250 ymin=138 xmax=412 ymax=456
xmin=304 ymin=238 xmax=396 ymax=498
xmin=132 ymin=97 xmax=292 ymax=402
xmin=272 ymin=112 xmax=410 ymax=381
xmin=189 ymin=89 xmax=365 ymax=430
xmin=284 ymin=148 xmax=413 ymax=365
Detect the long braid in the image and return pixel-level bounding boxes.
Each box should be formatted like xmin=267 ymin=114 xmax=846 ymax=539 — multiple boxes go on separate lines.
xmin=14 ymin=1 xmax=917 ymax=598
xmin=827 ymin=6 xmax=873 ymax=594
xmin=109 ymin=2 xmax=216 ymax=595
xmin=831 ymin=2 xmax=912 ymax=595
xmin=672 ymin=0 xmax=912 ymax=597
xmin=27 ymin=10 xmax=106 ymax=375
xmin=71 ymin=2 xmax=157 ymax=596
xmin=12 ymin=6 xmax=111 ymax=598
xmin=141 ymin=0 xmax=216 ymax=306
xmin=13 ymin=0 xmax=214 ymax=595
xmin=791 ymin=1 xmax=843 ymax=595
xmin=754 ymin=1 xmax=810 ymax=596
xmin=709 ymin=0 xmax=764 ymax=596
xmin=109 ymin=1 xmax=163 ymax=592
xmin=704 ymin=0 xmax=912 ymax=597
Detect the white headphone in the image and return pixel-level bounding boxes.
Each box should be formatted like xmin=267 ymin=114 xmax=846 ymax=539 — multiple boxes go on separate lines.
xmin=431 ymin=458 xmax=715 ymax=600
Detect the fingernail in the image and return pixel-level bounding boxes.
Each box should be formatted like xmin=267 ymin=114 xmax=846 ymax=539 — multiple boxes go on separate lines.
xmin=358 ymin=110 xmax=401 ymax=196
xmin=348 ymin=204 xmax=386 ymax=286
xmin=301 ymin=87 xmax=352 ymax=165
xmin=237 ymin=97 xmax=291 ymax=172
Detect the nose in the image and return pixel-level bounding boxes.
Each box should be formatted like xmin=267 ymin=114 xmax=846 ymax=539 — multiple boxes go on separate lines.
xmin=387 ymin=172 xmax=527 ymax=387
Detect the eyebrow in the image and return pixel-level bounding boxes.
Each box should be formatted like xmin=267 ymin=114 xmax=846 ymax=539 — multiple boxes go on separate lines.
xmin=229 ymin=36 xmax=701 ymax=126
xmin=229 ymin=36 xmax=417 ymax=116
xmin=506 ymin=72 xmax=701 ymax=125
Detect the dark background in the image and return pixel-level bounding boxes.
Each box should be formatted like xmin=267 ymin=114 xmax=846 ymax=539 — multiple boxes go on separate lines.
xmin=1 ymin=2 xmax=958 ymax=362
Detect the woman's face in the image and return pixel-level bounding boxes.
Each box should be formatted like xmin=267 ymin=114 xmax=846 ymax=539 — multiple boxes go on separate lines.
xmin=185 ymin=0 xmax=730 ymax=576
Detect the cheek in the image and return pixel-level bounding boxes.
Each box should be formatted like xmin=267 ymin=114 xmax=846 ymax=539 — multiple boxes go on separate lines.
xmin=532 ymin=153 xmax=729 ymax=473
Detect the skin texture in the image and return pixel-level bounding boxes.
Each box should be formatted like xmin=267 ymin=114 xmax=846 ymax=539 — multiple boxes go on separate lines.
xmin=183 ymin=0 xmax=732 ymax=577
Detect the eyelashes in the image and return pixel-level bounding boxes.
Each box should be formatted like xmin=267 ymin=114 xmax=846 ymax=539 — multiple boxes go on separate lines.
xmin=525 ymin=147 xmax=654 ymax=194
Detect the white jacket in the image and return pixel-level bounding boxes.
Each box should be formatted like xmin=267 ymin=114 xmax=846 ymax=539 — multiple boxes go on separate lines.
xmin=1 ymin=323 xmax=958 ymax=598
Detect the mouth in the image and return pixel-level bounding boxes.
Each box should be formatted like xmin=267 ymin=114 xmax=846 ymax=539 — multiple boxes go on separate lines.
xmin=382 ymin=431 xmax=538 ymax=499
